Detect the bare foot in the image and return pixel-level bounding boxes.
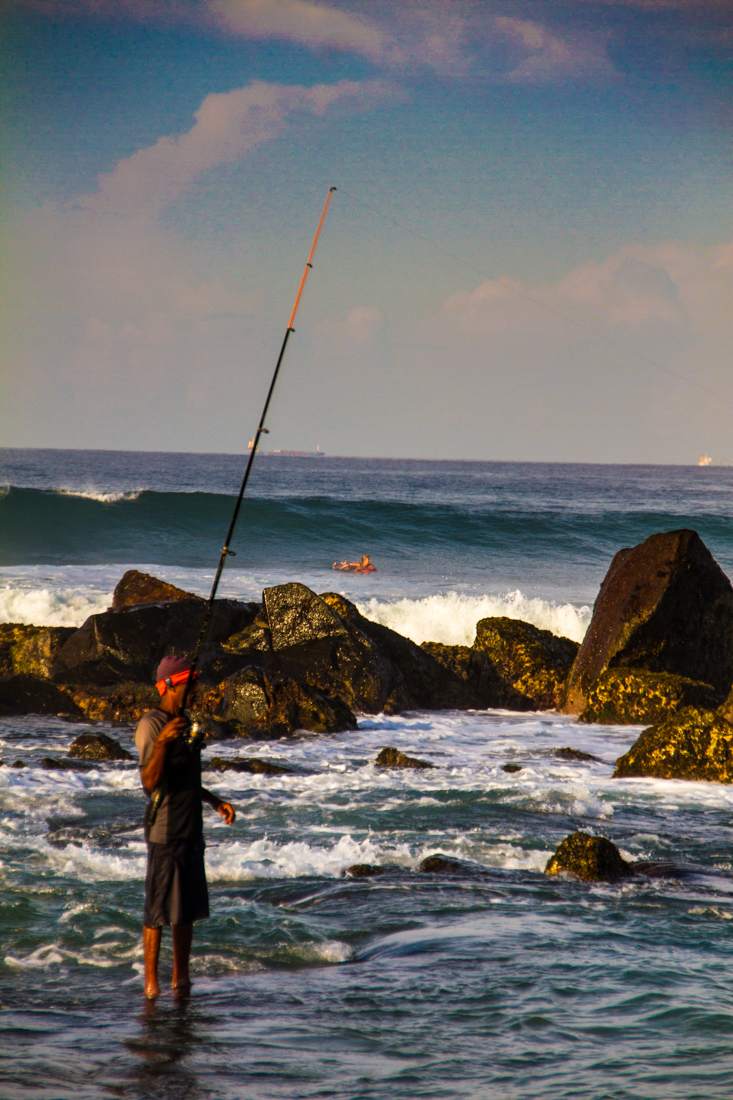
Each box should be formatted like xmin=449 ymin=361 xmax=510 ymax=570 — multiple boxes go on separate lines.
xmin=172 ymin=979 xmax=192 ymax=999
xmin=144 ymin=981 xmax=161 ymax=999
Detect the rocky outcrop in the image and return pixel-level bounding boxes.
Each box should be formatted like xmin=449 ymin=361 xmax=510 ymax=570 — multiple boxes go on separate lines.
xmin=67 ymin=733 xmax=133 ymax=761
xmin=564 ymin=530 xmax=733 ymax=714
xmin=417 ymin=855 xmax=475 ymax=874
xmin=420 ymin=642 xmax=531 ymax=710
xmin=375 ymin=746 xmax=433 ymax=769
xmin=50 ymin=599 xmax=257 ymax=686
xmin=0 ymin=624 xmax=76 ymax=679
xmin=111 ymin=570 xmax=201 ymax=609
xmin=613 ymin=707 xmax=733 ymax=782
xmin=473 ymin=617 xmax=579 ymax=710
xmin=578 ymin=669 xmax=721 ymax=725
xmin=60 ymin=683 xmax=159 ymax=724
xmin=545 ymin=832 xmax=630 ymax=881
xmin=554 ymin=747 xmax=600 ymax=762
xmin=321 ymin=594 xmax=474 ymax=709
xmin=0 ymin=675 xmax=82 ymax=717
xmin=219 ymin=665 xmax=357 ymax=737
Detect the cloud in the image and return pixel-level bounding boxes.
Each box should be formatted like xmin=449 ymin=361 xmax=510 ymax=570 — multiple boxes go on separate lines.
xmin=494 ymin=16 xmax=617 ymax=83
xmin=314 ymin=304 xmax=383 ymax=348
xmin=79 ymin=79 xmax=385 ymax=219
xmin=208 ymin=0 xmax=386 ymax=58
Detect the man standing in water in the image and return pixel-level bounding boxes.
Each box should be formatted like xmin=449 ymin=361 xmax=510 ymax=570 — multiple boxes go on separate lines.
xmin=135 ymin=655 xmax=236 ymax=998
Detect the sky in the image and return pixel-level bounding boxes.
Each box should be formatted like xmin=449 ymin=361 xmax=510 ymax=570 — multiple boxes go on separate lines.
xmin=0 ymin=0 xmax=731 ymax=463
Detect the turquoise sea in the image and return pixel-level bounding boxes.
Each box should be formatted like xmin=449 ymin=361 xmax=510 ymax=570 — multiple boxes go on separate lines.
xmin=3 ymin=450 xmax=733 ymax=1100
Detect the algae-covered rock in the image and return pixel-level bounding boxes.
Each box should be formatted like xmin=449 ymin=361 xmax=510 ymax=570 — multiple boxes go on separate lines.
xmin=564 ymin=530 xmax=733 ymax=713
xmin=0 ymin=675 xmax=82 ymax=717
xmin=419 ymin=641 xmax=531 ymax=710
xmin=111 ymin=570 xmax=201 ymax=609
xmin=221 ymin=665 xmax=357 ymax=737
xmin=613 ymin=706 xmax=733 ymax=782
xmin=60 ymin=683 xmax=159 ymax=724
xmin=0 ymin=625 xmax=77 ymax=679
xmin=473 ymin=617 xmax=579 ymax=710
xmin=545 ymin=831 xmax=630 ymax=881
xmin=67 ymin=733 xmax=133 ymax=761
xmin=375 ymin=746 xmax=433 ymax=769
xmin=321 ymin=593 xmax=473 ymax=709
xmin=578 ymin=668 xmax=721 ymax=725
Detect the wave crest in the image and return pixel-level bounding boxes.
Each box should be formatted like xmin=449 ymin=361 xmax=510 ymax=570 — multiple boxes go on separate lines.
xmin=356 ymin=590 xmax=591 ymax=645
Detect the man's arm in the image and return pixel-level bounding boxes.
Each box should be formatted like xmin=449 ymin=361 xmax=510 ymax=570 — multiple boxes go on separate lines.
xmin=201 ymin=788 xmax=236 ymax=824
xmin=140 ymin=717 xmax=186 ymax=792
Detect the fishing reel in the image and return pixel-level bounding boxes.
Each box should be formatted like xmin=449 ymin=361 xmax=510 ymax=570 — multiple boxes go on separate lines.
xmin=181 ymin=714 xmax=206 ymax=753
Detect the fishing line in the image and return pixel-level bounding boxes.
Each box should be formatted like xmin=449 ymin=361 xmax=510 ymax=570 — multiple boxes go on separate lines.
xmin=341 ymin=187 xmax=733 ymax=411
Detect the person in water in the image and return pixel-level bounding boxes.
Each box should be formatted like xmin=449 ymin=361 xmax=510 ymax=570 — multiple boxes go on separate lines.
xmin=332 ymin=555 xmax=377 ymax=573
xmin=135 ymin=655 xmax=236 ymax=998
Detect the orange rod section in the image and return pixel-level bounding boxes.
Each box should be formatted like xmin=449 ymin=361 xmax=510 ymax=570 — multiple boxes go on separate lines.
xmin=287 ymin=186 xmax=337 ymax=330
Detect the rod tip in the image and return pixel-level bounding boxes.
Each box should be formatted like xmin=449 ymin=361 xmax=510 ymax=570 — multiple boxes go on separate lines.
xmin=330 ymin=186 xmax=337 ymax=192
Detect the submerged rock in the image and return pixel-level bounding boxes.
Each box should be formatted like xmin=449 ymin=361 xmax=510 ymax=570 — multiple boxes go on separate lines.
xmin=578 ymin=668 xmax=721 ymax=725
xmin=564 ymin=530 xmax=733 ymax=714
xmin=0 ymin=675 xmax=82 ymax=717
xmin=545 ymin=832 xmax=631 ymax=882
xmin=554 ymin=747 xmax=601 ymax=762
xmin=613 ymin=706 xmax=733 ymax=782
xmin=501 ymin=763 xmax=522 ymax=773
xmin=111 ymin=570 xmax=201 ymax=609
xmin=221 ymin=665 xmax=357 ymax=737
xmin=473 ymin=617 xmax=579 ymax=710
xmin=417 ymin=854 xmax=473 ymax=874
xmin=42 ymin=757 xmax=94 ymax=772
xmin=204 ymin=756 xmax=292 ymax=775
xmin=67 ymin=733 xmax=133 ymax=761
xmin=375 ymin=746 xmax=433 ymax=769
xmin=343 ymin=863 xmax=387 ymax=878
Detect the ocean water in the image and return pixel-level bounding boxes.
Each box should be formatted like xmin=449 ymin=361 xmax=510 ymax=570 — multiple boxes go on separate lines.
xmin=3 ymin=449 xmax=733 ymax=1099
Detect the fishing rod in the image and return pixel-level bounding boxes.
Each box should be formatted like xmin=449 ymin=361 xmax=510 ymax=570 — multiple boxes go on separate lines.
xmin=148 ymin=186 xmax=337 ymax=821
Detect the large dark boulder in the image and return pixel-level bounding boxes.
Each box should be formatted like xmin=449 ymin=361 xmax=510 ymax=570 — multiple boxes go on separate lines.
xmin=321 ymin=593 xmax=474 ymax=709
xmin=473 ymin=617 xmax=579 ymax=710
xmin=545 ymin=832 xmax=631 ymax=882
xmin=564 ymin=530 xmax=733 ymax=714
xmin=420 ymin=641 xmax=532 ymax=710
xmin=111 ymin=570 xmax=200 ymax=609
xmin=578 ymin=669 xmax=721 ymax=725
xmin=59 ymin=683 xmax=159 ymax=725
xmin=220 ymin=665 xmax=357 ymax=737
xmin=0 ymin=624 xmax=76 ymax=679
xmin=614 ymin=706 xmax=733 ymax=782
xmin=0 ymin=675 xmax=82 ymax=717
xmin=50 ymin=599 xmax=257 ymax=686
xmin=258 ymin=583 xmax=405 ymax=714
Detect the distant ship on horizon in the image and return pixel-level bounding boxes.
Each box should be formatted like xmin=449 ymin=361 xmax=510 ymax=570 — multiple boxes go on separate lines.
xmin=699 ymin=453 xmax=712 ymax=466
xmin=247 ymin=440 xmax=325 ymax=457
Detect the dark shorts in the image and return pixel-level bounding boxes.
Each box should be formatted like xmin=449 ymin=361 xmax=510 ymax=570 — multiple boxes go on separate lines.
xmin=144 ymin=840 xmax=209 ymax=928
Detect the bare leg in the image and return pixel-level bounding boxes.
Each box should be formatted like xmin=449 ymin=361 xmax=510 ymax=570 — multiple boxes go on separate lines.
xmin=143 ymin=925 xmax=162 ymax=999
xmin=171 ymin=922 xmax=193 ymax=994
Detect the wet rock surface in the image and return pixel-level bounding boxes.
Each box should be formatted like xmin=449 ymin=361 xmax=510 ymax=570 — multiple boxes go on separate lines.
xmin=59 ymin=683 xmax=159 ymax=724
xmin=577 ymin=668 xmax=721 ymax=725
xmin=473 ymin=617 xmax=579 ymax=710
xmin=220 ymin=665 xmax=357 ymax=737
xmin=375 ymin=746 xmax=433 ymax=769
xmin=67 ymin=732 xmax=133 ymax=761
xmin=564 ymin=530 xmax=733 ymax=714
xmin=419 ymin=641 xmax=530 ymax=710
xmin=501 ymin=763 xmax=522 ymax=773
xmin=204 ymin=756 xmax=293 ymax=775
xmin=554 ymin=747 xmax=601 ymax=762
xmin=613 ymin=707 xmax=733 ymax=782
xmin=417 ymin=855 xmax=478 ymax=875
xmin=0 ymin=675 xmax=82 ymax=717
xmin=0 ymin=624 xmax=77 ymax=679
xmin=111 ymin=570 xmax=201 ymax=609
xmin=42 ymin=757 xmax=94 ymax=772
xmin=343 ymin=863 xmax=387 ymax=878
xmin=545 ymin=832 xmax=631 ymax=882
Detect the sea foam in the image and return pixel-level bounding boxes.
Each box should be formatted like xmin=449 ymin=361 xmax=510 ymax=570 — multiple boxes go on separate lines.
xmin=0 ymin=584 xmax=112 ymax=627
xmin=356 ymin=590 xmax=591 ymax=645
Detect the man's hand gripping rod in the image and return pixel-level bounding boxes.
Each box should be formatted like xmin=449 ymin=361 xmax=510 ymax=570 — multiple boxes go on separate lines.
xmin=147 ymin=187 xmax=337 ymax=823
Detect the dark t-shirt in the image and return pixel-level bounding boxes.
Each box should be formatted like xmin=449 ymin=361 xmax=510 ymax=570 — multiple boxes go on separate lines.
xmin=135 ymin=708 xmax=203 ymax=845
